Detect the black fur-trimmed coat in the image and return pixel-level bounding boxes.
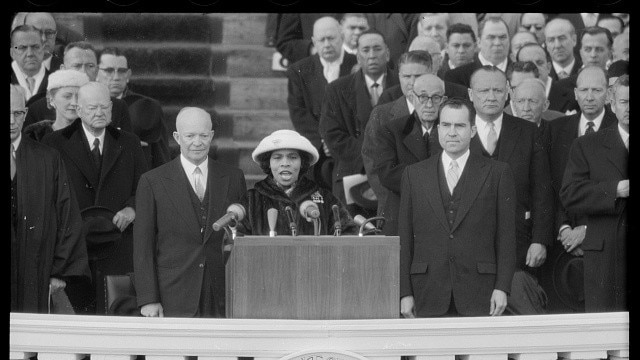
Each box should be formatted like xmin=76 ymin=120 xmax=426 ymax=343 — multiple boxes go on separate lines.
xmin=237 ymin=175 xmax=357 ymax=236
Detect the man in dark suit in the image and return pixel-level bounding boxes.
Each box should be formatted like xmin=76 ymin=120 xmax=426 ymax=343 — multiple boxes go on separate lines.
xmin=42 ymin=82 xmax=149 ymax=314
xmin=516 ymin=43 xmax=578 ymax=114
xmin=97 ymin=47 xmax=170 ymax=170
xmin=11 ymin=84 xmax=90 ymax=314
xmin=287 ymin=16 xmax=358 ymax=190
xmin=23 ymin=13 xmax=63 ymax=72
xmin=444 ymin=17 xmax=514 ymax=88
xmin=438 ymin=23 xmax=477 ymax=80
xmin=511 ymin=78 xmax=562 ymax=147
xmin=560 ymin=74 xmax=628 ymax=312
xmin=544 ymin=18 xmax=583 ymax=82
xmin=364 ymin=14 xmax=419 ymax=68
xmin=362 ymin=51 xmax=432 ymax=220
xmin=11 ymin=25 xmax=50 ymax=104
xmin=275 ymin=13 xmax=338 ymax=65
xmin=505 ymin=62 xmax=565 ymax=125
xmin=544 ymin=66 xmax=618 ymax=258
xmin=319 ymin=30 xmax=398 ymax=216
xmin=134 ymin=107 xmax=247 ymax=318
xmin=399 ymin=98 xmax=516 ymax=317
xmin=468 ymin=66 xmax=554 ymax=314
xmin=24 ymin=41 xmax=132 ymax=133
xmin=373 ymin=74 xmax=445 ymax=236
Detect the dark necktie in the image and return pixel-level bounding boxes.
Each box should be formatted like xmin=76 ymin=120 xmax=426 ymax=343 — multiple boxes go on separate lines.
xmin=423 ymin=130 xmax=430 ymax=151
xmin=585 ymin=121 xmax=595 ymax=136
xmin=92 ymin=138 xmax=102 ymax=170
xmin=371 ymin=82 xmax=380 ymax=106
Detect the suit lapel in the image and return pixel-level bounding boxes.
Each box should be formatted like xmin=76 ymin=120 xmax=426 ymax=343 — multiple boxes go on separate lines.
xmin=163 ymin=158 xmax=203 ymax=239
xmin=451 ymin=153 xmax=490 ymax=232
xmin=61 ymin=125 xmax=101 ymax=189
xmin=603 ymin=128 xmax=628 ymax=177
xmin=422 ymin=157 xmax=450 ymax=232
xmin=354 ymin=70 xmax=373 ymax=131
xmin=390 ymin=96 xmax=409 ymax=119
xmin=99 ymin=130 xmax=122 ymax=188
xmin=402 ymin=116 xmax=428 ymax=160
xmin=496 ymin=115 xmax=520 ymax=163
xmin=602 ymin=108 xmax=619 ymax=129
xmin=203 ymin=161 xmax=229 ymax=244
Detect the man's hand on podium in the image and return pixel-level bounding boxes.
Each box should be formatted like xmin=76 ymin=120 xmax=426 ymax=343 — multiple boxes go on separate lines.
xmin=400 ymin=296 xmax=416 ymax=318
xmin=141 ymin=303 xmax=164 ymax=317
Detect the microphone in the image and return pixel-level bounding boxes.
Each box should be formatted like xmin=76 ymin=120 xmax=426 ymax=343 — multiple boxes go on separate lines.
xmin=267 ymin=208 xmax=278 ymax=237
xmin=354 ymin=215 xmax=376 ymax=230
xmin=299 ymin=200 xmax=320 ymax=220
xmin=354 ymin=215 xmax=386 ymax=236
xmin=285 ymin=206 xmax=297 ymax=236
xmin=212 ymin=203 xmax=246 ymax=231
xmin=332 ymin=204 xmax=342 ymax=236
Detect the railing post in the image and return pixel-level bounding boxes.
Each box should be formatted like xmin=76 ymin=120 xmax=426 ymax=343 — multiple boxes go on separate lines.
xmin=9 ymin=352 xmax=36 ymax=360
xmin=508 ymin=353 xmax=558 ymax=360
xmin=558 ymin=351 xmax=608 ymax=359
xmin=457 ymin=355 xmax=508 ymax=360
xmin=607 ymin=350 xmax=629 ymax=360
xmin=415 ymin=355 xmax=455 ymax=360
xmin=38 ymin=353 xmax=87 ymax=360
xmin=91 ymin=355 xmax=136 ymax=360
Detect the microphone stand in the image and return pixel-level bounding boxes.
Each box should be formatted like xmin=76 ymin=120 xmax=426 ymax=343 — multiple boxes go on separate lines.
xmin=312 ymin=218 xmax=320 ymax=236
xmin=358 ymin=216 xmax=386 ymax=237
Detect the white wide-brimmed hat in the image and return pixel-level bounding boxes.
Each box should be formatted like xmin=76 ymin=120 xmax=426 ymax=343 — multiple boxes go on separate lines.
xmin=47 ymin=69 xmax=90 ymax=91
xmin=252 ymin=129 xmax=319 ymax=166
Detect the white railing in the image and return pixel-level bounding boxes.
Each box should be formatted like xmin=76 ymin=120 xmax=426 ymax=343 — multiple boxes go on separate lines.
xmin=10 ymin=312 xmax=628 ymax=360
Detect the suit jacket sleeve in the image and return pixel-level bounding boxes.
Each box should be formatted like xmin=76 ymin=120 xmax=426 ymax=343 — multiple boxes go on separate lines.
xmin=276 ymin=14 xmax=312 ymax=64
xmin=398 ymin=166 xmax=415 ymax=299
xmin=319 ymin=82 xmax=361 ymax=163
xmin=373 ymin=120 xmax=405 ymax=194
xmin=560 ymin=139 xmax=621 ymax=216
xmin=133 ymin=174 xmax=161 ymax=306
xmin=286 ymin=65 xmax=322 ymax=149
xmin=51 ymin=150 xmax=91 ymax=280
xmin=530 ymin=138 xmax=555 ymax=246
xmin=495 ymin=162 xmax=517 ymax=294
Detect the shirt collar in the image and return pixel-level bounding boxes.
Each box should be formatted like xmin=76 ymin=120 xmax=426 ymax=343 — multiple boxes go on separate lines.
xmin=342 ymin=43 xmax=357 ymax=55
xmin=364 ymin=72 xmax=386 ymax=89
xmin=475 ymin=113 xmax=504 ymax=137
xmin=441 ymin=148 xmax=471 ymax=173
xmin=319 ymin=49 xmax=345 ymax=68
xmin=618 ymin=124 xmax=629 ymax=145
xmin=12 ymin=134 xmax=22 ymax=153
xmin=579 ymin=109 xmax=606 ymax=135
xmin=552 ymin=58 xmax=576 ymax=75
xmin=478 ymin=52 xmax=508 ymax=72
xmin=406 ymin=97 xmax=415 ymax=114
xmin=81 ymin=123 xmax=106 ymax=152
xmin=180 ymin=153 xmax=209 ymax=175
xmin=12 ymin=60 xmax=46 ymax=98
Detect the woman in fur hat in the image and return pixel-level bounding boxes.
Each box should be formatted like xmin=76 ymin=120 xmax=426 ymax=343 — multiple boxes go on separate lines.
xmin=23 ymin=69 xmax=89 ymax=141
xmin=239 ymin=129 xmax=357 ymax=236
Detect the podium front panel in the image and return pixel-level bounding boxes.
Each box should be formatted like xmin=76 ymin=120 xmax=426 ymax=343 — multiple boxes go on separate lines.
xmin=226 ymin=236 xmax=399 ymax=319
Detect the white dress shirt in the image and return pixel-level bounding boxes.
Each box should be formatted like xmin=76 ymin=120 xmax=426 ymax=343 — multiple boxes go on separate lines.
xmin=12 ymin=60 xmax=46 ymax=101
xmin=441 ymin=149 xmax=471 ymax=177
xmin=81 ymin=124 xmax=106 ymax=155
xmin=478 ymin=53 xmax=508 ymax=73
xmin=475 ymin=114 xmax=504 ymax=150
xmin=180 ymin=154 xmax=209 ymax=196
xmin=319 ymin=50 xmax=345 ymax=83
xmin=552 ymin=58 xmax=576 ymax=78
xmin=618 ymin=124 xmax=629 ymax=149
xmin=364 ymin=73 xmax=386 ymax=101
xmin=342 ymin=43 xmax=357 ymax=55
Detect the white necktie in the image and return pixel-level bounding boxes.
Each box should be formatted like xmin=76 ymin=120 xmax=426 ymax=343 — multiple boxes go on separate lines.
xmin=26 ymin=77 xmax=35 ymax=94
xmin=486 ymin=121 xmax=498 ymax=155
xmin=371 ymin=82 xmax=380 ymax=106
xmin=194 ymin=166 xmax=205 ymax=201
xmin=447 ymin=159 xmax=460 ymax=193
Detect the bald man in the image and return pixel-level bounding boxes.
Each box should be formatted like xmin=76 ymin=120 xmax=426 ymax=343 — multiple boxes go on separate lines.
xmin=42 ymin=82 xmax=148 ymax=314
xmin=286 ymin=16 xmax=357 ymax=190
xmin=134 ymin=107 xmax=246 ymax=318
xmin=511 ymin=78 xmax=562 ymax=146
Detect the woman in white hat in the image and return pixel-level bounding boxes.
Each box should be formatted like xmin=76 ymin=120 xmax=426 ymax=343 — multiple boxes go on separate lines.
xmin=23 ymin=69 xmax=90 ymax=142
xmin=239 ymin=129 xmax=356 ymax=236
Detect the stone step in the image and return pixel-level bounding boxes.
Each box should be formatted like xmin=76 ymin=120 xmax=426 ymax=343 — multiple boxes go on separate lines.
xmin=96 ymin=43 xmax=286 ymax=78
xmin=83 ymin=13 xmax=224 ymax=44
xmin=230 ymin=77 xmax=288 ymax=110
xmin=221 ymin=13 xmax=268 ymax=46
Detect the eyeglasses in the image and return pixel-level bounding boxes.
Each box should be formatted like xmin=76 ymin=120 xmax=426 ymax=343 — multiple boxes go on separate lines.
xmin=12 ymin=44 xmax=42 ymax=53
xmin=11 ymin=109 xmax=28 ymax=120
xmin=412 ymin=90 xmax=444 ymax=104
xmin=33 ymin=27 xmax=57 ymax=39
xmin=99 ymin=67 xmax=129 ymax=77
xmin=521 ymin=24 xmax=544 ymax=31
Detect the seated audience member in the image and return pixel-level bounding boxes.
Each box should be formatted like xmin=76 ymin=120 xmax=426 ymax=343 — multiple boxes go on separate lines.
xmin=97 ymin=47 xmax=170 ymax=169
xmin=518 ymin=13 xmax=547 ymax=45
xmin=286 ymin=16 xmax=358 ymax=190
xmin=544 ymin=17 xmax=582 ymax=82
xmin=511 ymin=78 xmax=558 ymax=146
xmin=24 ymin=41 xmax=132 ymax=133
xmin=11 ymin=84 xmax=91 ymax=313
xmin=510 ymin=31 xmax=537 ymax=63
xmin=237 ymin=130 xmax=357 ymax=236
xmin=438 ymin=22 xmax=477 ymax=79
xmin=560 ymin=74 xmax=628 ymax=312
xmin=505 ymin=61 xmax=564 ymax=121
xmin=22 ymin=13 xmax=63 ymax=71
xmin=24 ymin=69 xmax=89 ymax=142
xmin=11 ymin=25 xmax=50 ymax=103
xmin=340 ymin=13 xmax=369 ymax=55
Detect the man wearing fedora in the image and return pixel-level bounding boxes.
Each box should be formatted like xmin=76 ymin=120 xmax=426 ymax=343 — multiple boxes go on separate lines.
xmin=97 ymin=47 xmax=170 ymax=170
xmin=43 ymin=81 xmax=148 ymax=314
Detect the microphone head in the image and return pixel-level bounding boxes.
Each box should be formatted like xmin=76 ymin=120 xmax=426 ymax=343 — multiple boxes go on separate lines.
xmin=267 ymin=208 xmax=278 ymax=230
xmin=227 ymin=203 xmax=246 ymax=221
xmin=300 ymin=200 xmax=320 ymax=219
xmin=353 ymin=214 xmax=367 ymax=226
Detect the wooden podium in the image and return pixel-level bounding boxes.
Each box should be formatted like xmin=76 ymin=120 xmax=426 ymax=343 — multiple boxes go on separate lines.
xmin=226 ymin=235 xmax=399 ymax=319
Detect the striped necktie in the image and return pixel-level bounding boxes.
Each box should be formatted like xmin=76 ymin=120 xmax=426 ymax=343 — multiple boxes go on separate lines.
xmin=447 ymin=159 xmax=460 ymax=193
